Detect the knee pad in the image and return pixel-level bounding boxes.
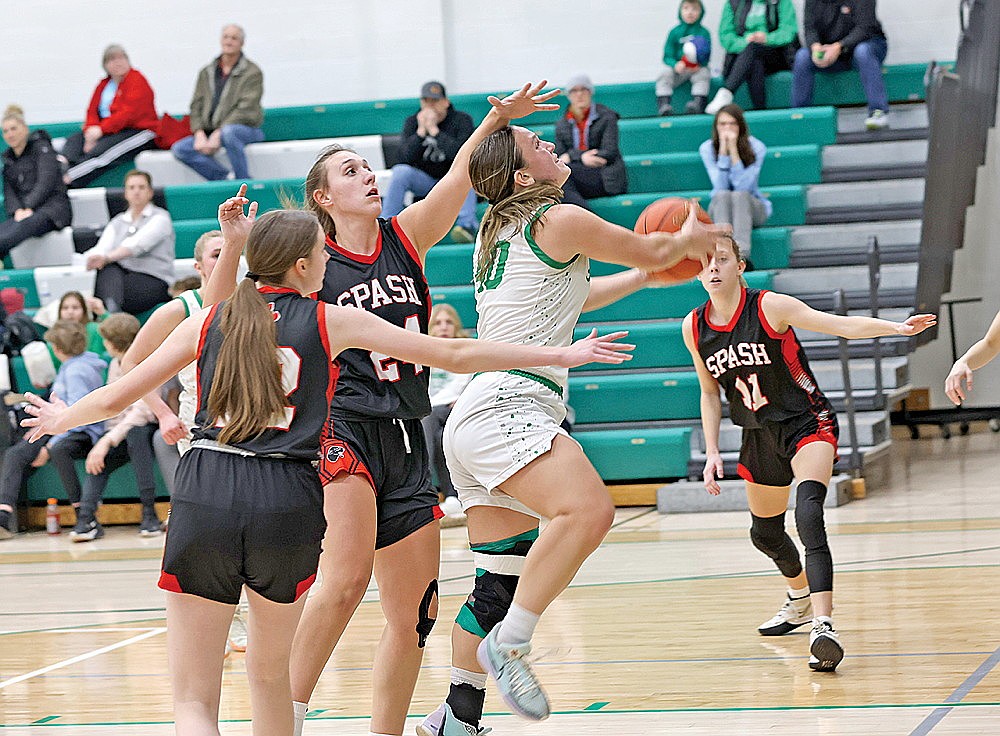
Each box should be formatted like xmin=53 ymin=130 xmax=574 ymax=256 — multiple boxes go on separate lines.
xmin=750 ymin=512 xmax=802 ymax=579
xmin=794 ymin=480 xmax=832 ymax=592
xmin=456 ymin=528 xmax=538 ymax=638
xmin=415 ymin=579 xmax=438 ymax=648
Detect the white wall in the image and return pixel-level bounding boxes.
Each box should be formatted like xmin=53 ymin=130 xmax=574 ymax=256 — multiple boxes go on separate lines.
xmin=910 ymin=83 xmax=1000 ymax=409
xmin=1 ymin=0 xmax=960 ymax=124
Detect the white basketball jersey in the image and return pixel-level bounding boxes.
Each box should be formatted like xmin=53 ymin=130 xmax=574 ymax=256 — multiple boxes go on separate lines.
xmin=176 ymin=289 xmax=203 ymax=455
xmin=473 ymin=204 xmax=590 ymax=392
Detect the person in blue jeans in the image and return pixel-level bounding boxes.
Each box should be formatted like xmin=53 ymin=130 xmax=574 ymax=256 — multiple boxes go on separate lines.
xmin=381 ymin=81 xmax=480 ymax=243
xmin=171 ymin=24 xmax=265 ymax=180
xmin=792 ymin=0 xmax=889 ymax=130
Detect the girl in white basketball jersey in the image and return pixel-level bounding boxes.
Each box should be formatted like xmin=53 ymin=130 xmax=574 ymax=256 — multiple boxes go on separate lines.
xmin=421 ymin=124 xmax=728 ymax=734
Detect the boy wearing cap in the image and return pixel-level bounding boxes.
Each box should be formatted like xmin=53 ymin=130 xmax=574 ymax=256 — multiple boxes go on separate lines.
xmin=381 ymin=80 xmax=479 ymax=243
xmin=553 ymin=74 xmax=628 ymax=210
xmin=656 ymin=0 xmax=713 ymax=115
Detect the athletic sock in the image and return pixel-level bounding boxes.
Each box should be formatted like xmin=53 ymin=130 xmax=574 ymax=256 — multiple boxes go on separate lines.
xmin=451 ymin=666 xmax=488 ymax=689
xmin=496 ymin=602 xmax=540 ymax=645
xmin=292 ymin=701 xmax=307 ymax=736
xmin=788 ymin=585 xmax=810 ymax=600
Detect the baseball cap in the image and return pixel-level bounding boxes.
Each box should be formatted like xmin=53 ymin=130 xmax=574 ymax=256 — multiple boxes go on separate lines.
xmin=420 ymin=81 xmax=447 ymax=100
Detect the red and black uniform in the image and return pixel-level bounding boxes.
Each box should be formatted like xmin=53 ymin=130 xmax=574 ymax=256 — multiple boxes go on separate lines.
xmin=694 ymin=287 xmax=838 ymax=487
xmin=158 ymin=287 xmax=335 ymax=604
xmin=317 ymin=216 xmax=440 ymax=549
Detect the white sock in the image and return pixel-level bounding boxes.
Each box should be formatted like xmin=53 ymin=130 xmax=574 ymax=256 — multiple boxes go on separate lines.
xmin=814 ymin=615 xmax=834 ymax=627
xmin=292 ymin=701 xmax=307 ymax=736
xmin=496 ymin=603 xmax=540 ymax=645
xmin=788 ymin=585 xmax=810 ymax=600
xmin=451 ymin=666 xmax=488 ymax=690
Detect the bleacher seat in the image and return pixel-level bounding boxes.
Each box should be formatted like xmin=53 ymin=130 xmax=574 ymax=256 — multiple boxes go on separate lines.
xmin=575 ymin=427 xmax=692 ymax=481
xmin=571 ymin=371 xmax=702 ymax=423
xmin=25 ymin=460 xmax=169 ymax=504
xmin=68 ymin=188 xmax=111 ymax=228
xmin=245 ymin=135 xmax=386 ymax=179
xmin=0 ymin=269 xmax=42 ymax=307
xmin=9 ymin=227 xmax=75 ymax=269
xmin=136 ymin=150 xmax=233 ymax=188
xmin=32 ymin=265 xmax=95 ymax=308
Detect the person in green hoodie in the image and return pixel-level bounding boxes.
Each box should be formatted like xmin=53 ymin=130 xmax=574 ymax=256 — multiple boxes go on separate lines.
xmin=655 ymin=0 xmax=713 ymax=115
xmin=706 ymin=0 xmax=800 ymax=114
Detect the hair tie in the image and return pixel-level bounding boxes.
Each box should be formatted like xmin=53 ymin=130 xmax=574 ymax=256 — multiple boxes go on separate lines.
xmin=245 ymin=271 xmax=259 ymax=281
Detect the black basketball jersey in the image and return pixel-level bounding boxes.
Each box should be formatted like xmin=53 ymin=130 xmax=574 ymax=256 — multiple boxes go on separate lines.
xmin=318 ymin=217 xmax=431 ymax=420
xmin=694 ymin=288 xmax=835 ymax=429
xmin=192 ymin=287 xmax=337 ymax=459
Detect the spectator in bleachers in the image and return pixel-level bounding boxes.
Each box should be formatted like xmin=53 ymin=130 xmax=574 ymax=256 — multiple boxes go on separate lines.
xmin=656 ymin=0 xmax=713 ymax=115
xmin=62 ymin=45 xmax=159 ymax=188
xmin=381 ymin=81 xmax=479 ymax=243
xmin=420 ymin=304 xmax=472 ymax=524
xmin=171 ymin=24 xmax=265 ymax=181
xmin=706 ymin=0 xmax=800 ymax=114
xmin=69 ymin=313 xmax=165 ymax=541
xmin=0 ymin=106 xmax=72 ymax=259
xmin=55 ymin=291 xmax=106 ymax=355
xmin=82 ymin=170 xmax=174 ymax=315
xmin=792 ymin=0 xmax=889 ymax=130
xmin=0 ymin=321 xmax=106 ymax=539
xmin=554 ymin=74 xmax=628 ymax=210
xmin=699 ymin=104 xmax=771 ymax=263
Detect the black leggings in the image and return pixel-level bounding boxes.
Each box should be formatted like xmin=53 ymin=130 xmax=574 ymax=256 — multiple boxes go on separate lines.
xmin=94 ymin=262 xmax=170 ymax=315
xmin=0 ymin=212 xmax=59 ymax=259
xmin=723 ymin=42 xmax=795 ymax=109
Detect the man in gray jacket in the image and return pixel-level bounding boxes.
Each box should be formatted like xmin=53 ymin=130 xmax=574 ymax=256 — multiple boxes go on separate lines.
xmin=172 ymin=24 xmax=264 ymax=180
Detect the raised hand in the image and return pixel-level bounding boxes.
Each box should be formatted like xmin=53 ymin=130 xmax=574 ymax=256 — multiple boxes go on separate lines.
xmin=897 ymin=314 xmax=937 ymax=336
xmin=945 ymin=360 xmax=973 ymax=405
xmin=560 ymin=328 xmax=635 ymax=368
xmin=20 ymin=392 xmax=68 ymax=443
xmin=218 ymin=183 xmax=259 ymax=245
xmin=488 ymin=80 xmax=562 ymax=121
xmin=682 ymin=200 xmax=732 ymax=266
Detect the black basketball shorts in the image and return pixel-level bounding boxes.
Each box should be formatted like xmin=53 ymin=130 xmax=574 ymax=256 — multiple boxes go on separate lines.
xmin=737 ymin=412 xmax=839 ymax=488
xmin=158 ymin=448 xmax=326 ymax=605
xmin=318 ymin=416 xmax=441 ymax=549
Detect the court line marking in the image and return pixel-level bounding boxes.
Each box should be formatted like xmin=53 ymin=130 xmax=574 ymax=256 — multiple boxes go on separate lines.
xmin=2 ymin=702 xmax=999 ymax=729
xmin=908 ymin=645 xmax=1000 ymax=735
xmin=0 ymin=627 xmax=166 ymax=690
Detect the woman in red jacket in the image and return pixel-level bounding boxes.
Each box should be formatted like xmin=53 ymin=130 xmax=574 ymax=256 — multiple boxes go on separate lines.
xmin=63 ymin=45 xmax=160 ymax=188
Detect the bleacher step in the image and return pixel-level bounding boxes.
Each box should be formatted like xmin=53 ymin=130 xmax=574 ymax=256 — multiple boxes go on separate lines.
xmin=657 ymin=474 xmax=853 ymax=513
xmin=790 ymin=218 xmax=922 ymax=251
xmin=835 ymin=103 xmax=929 ymax=144
xmin=689 ymin=411 xmax=890 ymax=453
xmin=805 ymin=179 xmax=925 ymax=224
xmin=774 ymin=262 xmax=917 ymax=295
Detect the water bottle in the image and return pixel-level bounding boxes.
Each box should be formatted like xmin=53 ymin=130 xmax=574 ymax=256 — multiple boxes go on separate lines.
xmin=46 ymin=498 xmax=61 ymax=535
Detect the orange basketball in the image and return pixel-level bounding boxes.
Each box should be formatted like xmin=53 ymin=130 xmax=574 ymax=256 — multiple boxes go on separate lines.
xmin=634 ymin=197 xmax=713 ymax=282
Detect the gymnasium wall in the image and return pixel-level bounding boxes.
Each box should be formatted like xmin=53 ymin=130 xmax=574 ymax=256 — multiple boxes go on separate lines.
xmin=2 ymin=0 xmax=959 ymax=124
xmin=911 ymin=79 xmax=1000 ymax=410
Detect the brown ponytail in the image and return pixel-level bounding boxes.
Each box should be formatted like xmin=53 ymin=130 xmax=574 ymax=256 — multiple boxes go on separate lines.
xmin=206 ymin=209 xmax=321 ymax=444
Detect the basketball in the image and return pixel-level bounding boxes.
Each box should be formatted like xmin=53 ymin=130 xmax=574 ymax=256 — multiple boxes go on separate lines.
xmin=634 ymin=197 xmax=713 ymax=282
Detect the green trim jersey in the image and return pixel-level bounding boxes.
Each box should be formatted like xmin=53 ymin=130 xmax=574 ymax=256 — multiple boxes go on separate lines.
xmin=473 ymin=204 xmax=590 ymax=393
xmin=175 ymin=289 xmax=204 ymax=454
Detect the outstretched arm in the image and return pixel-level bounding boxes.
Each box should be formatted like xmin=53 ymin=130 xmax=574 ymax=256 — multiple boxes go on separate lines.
xmin=324 ymin=304 xmax=633 ymax=374
xmin=683 ymin=313 xmax=724 ymax=495
xmin=537 ymin=199 xmax=730 ymax=272
xmin=397 ymin=81 xmax=561 ymax=257
xmin=22 ymin=315 xmax=205 ymax=442
xmin=583 ymin=270 xmax=659 ymax=312
xmin=945 ymin=308 xmax=1000 ymax=405
xmin=760 ymin=291 xmax=936 ymax=340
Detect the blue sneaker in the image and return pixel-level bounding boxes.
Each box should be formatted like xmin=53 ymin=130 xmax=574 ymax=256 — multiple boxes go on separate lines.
xmin=416 ymin=703 xmax=492 ymax=735
xmin=476 ymin=628 xmax=550 ymax=721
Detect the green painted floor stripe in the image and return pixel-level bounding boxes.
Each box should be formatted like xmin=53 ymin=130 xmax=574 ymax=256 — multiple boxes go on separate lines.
xmin=585 ymin=702 xmax=610 ymax=711
xmin=2 ymin=702 xmax=999 ymax=728
xmin=31 ymin=716 xmax=60 ymax=724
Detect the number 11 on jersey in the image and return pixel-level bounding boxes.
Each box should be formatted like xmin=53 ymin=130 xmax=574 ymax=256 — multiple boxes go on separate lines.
xmin=369 ymin=313 xmax=425 ymax=382
xmin=734 ymin=373 xmax=769 ymax=412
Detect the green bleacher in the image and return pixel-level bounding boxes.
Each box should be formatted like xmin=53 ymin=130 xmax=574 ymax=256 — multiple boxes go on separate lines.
xmin=576 ymin=427 xmax=692 ymax=481
xmin=25 ymin=461 xmax=169 ymax=504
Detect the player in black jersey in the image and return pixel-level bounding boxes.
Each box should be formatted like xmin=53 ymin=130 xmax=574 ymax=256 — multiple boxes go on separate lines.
xmin=21 ymin=205 xmax=633 ymax=736
xmin=682 ymin=237 xmax=934 ymax=672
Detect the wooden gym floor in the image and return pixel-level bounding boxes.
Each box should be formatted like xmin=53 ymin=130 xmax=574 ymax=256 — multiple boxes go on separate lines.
xmin=2 ymin=429 xmax=1000 ymax=735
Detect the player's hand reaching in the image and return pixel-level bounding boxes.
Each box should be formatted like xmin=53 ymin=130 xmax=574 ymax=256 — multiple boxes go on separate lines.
xmin=489 ymin=81 xmax=562 ymax=121
xmin=218 ymin=184 xmax=259 ymax=246
xmin=681 ymin=200 xmax=731 ymax=267
xmin=558 ymin=329 xmax=635 ymax=368
xmin=703 ymin=451 xmax=724 ymax=495
xmin=20 ymin=392 xmax=68 ymax=443
xmin=895 ymin=314 xmax=936 ymax=336
xmin=945 ymin=359 xmax=973 ymax=405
